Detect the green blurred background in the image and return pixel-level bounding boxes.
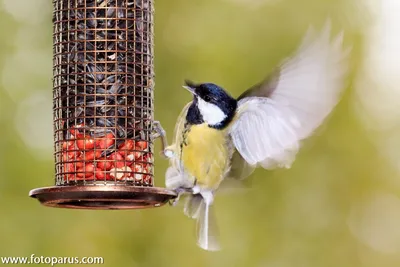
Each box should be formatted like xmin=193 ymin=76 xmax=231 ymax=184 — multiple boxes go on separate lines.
xmin=2 ymin=0 xmax=400 ymax=266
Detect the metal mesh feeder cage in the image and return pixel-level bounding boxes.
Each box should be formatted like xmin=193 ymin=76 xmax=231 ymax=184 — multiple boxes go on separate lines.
xmin=29 ymin=0 xmax=176 ymax=210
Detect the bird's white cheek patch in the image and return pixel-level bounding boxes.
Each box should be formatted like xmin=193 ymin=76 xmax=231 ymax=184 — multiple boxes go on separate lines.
xmin=197 ymin=99 xmax=227 ymax=125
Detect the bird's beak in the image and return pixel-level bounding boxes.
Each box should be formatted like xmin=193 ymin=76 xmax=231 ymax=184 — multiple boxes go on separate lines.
xmin=183 ymin=85 xmax=196 ymax=95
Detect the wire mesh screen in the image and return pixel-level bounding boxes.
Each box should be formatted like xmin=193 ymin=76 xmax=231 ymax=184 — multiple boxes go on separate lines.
xmin=53 ymin=0 xmax=154 ymax=186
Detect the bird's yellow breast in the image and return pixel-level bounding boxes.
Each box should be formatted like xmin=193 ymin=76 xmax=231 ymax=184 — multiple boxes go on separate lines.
xmin=181 ymin=123 xmax=231 ymax=190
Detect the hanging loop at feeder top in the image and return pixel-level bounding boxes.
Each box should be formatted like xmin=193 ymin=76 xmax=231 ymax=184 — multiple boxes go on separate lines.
xmin=29 ymin=0 xmax=176 ymax=210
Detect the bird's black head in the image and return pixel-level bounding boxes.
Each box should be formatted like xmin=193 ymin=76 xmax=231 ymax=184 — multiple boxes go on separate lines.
xmin=184 ymin=80 xmax=237 ymax=129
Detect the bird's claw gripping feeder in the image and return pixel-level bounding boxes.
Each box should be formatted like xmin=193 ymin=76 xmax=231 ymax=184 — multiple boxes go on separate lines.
xmin=29 ymin=0 xmax=176 ymax=210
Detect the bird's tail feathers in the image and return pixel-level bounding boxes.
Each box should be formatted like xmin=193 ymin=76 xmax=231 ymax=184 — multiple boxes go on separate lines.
xmin=196 ymin=199 xmax=220 ymax=251
xmin=184 ymin=194 xmax=220 ymax=251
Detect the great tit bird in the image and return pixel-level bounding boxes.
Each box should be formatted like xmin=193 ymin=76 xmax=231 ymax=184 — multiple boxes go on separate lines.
xmin=161 ymin=22 xmax=349 ymax=251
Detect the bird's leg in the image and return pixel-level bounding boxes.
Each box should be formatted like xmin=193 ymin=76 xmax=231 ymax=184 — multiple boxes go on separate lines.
xmin=152 ymin=121 xmax=174 ymax=159
xmin=169 ymin=187 xmax=194 ymax=206
xmin=169 ymin=188 xmax=184 ymax=206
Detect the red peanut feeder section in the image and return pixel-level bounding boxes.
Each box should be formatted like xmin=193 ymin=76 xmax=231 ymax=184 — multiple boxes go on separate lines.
xmin=29 ymin=0 xmax=176 ymax=210
xmin=61 ymin=128 xmax=151 ymax=184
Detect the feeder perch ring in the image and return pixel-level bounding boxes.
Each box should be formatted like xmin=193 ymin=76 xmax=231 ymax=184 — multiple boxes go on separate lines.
xmin=29 ymin=186 xmax=176 ymax=210
xmin=29 ymin=0 xmax=177 ymax=209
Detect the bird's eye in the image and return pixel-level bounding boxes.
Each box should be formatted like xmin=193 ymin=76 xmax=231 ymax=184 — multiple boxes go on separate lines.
xmin=204 ymin=95 xmax=211 ymax=102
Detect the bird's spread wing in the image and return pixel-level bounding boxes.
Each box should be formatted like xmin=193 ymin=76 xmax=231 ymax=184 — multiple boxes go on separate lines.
xmin=229 ymin=22 xmax=350 ymax=169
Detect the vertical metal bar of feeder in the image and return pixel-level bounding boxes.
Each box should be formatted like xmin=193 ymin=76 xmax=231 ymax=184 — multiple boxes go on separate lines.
xmin=53 ymin=0 xmax=155 ymax=187
xmin=149 ymin=0 xmax=155 ymax=178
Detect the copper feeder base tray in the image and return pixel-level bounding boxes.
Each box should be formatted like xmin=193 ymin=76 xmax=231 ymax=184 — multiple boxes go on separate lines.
xmin=29 ymin=185 xmax=177 ymax=210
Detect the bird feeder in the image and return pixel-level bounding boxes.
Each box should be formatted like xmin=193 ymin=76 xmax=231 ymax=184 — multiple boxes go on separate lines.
xmin=29 ymin=0 xmax=176 ymax=209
